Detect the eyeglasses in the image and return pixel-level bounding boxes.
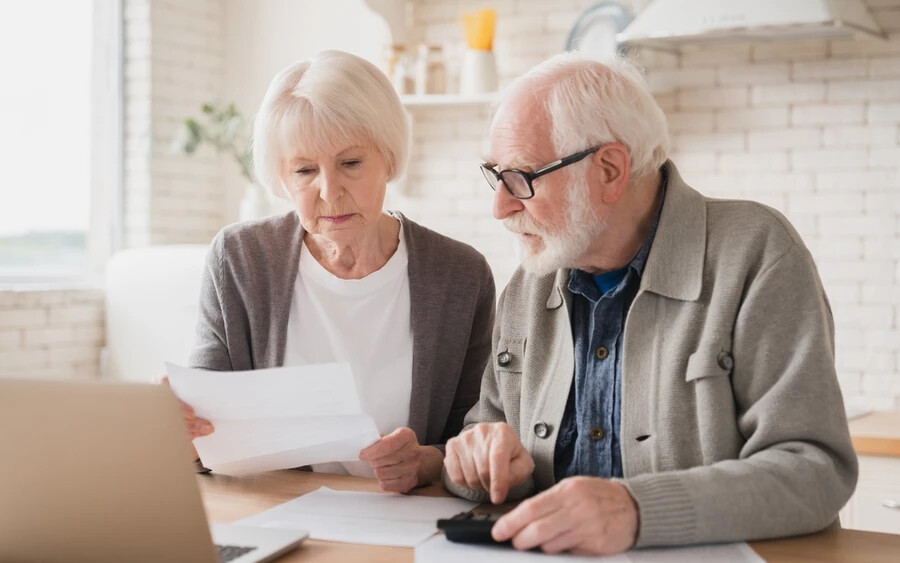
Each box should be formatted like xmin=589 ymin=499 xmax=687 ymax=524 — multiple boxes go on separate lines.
xmin=480 ymin=146 xmax=601 ymax=200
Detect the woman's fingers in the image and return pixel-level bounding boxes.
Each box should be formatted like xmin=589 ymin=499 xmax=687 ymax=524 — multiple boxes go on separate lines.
xmin=359 ymin=428 xmax=428 ymax=493
xmin=185 ymin=416 xmax=214 ymax=439
xmin=373 ymin=457 xmax=419 ymax=493
xmin=372 ymin=459 xmax=416 ymax=481
xmin=377 ymin=474 xmax=418 ymax=494
xmin=180 ymin=400 xmax=196 ymax=419
xmin=157 ymin=373 xmax=214 ymax=440
xmin=359 ymin=427 xmax=417 ymax=463
xmin=179 ymin=400 xmax=213 ymax=438
xmin=190 ymin=417 xmax=214 ymax=438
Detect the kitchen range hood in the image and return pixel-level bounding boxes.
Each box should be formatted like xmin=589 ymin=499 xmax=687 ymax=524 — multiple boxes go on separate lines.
xmin=617 ymin=0 xmax=885 ymax=50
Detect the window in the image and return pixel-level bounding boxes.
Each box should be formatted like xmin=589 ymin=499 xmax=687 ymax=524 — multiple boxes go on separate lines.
xmin=0 ymin=0 xmax=121 ymax=282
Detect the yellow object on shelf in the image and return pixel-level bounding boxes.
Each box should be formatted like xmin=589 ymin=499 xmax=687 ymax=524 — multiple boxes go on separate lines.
xmin=462 ymin=8 xmax=497 ymax=51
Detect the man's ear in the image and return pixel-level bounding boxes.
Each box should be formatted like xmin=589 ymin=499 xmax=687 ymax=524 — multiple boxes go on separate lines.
xmin=591 ymin=143 xmax=631 ymax=205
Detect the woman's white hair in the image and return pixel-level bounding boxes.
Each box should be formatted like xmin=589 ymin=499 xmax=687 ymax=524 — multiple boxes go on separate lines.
xmin=253 ymin=50 xmax=409 ymax=197
xmin=498 ymin=51 xmax=669 ymax=182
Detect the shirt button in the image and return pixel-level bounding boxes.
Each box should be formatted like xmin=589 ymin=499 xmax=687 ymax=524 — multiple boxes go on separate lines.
xmin=595 ymin=346 xmax=609 ymax=360
xmin=589 ymin=428 xmax=604 ymax=441
xmin=497 ymin=351 xmax=511 ymax=367
xmin=717 ymin=351 xmax=734 ymax=371
xmin=534 ymin=421 xmax=551 ymax=439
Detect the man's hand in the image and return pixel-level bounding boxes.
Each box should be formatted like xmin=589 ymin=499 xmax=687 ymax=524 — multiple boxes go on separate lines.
xmin=491 ymin=476 xmax=639 ymax=555
xmin=359 ymin=427 xmax=439 ymax=494
xmin=444 ymin=422 xmax=534 ymax=504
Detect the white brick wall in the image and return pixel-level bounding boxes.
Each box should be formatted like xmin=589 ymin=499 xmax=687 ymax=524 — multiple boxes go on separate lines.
xmin=0 ymin=289 xmax=105 ymax=379
xmin=402 ymin=0 xmax=900 ymax=411
xmin=124 ymin=0 xmax=226 ymax=247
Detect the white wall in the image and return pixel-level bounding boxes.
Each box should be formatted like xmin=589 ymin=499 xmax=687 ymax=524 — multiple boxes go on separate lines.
xmin=224 ymin=0 xmax=390 ymax=111
xmin=222 ymin=0 xmax=391 ymax=218
xmin=126 ymin=0 xmax=228 ymax=246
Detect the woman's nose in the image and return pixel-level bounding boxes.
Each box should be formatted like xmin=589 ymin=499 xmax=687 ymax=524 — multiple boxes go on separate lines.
xmin=318 ymin=168 xmax=342 ymax=203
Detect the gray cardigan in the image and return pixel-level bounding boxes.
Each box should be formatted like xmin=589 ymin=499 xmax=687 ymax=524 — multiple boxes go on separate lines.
xmin=189 ymin=211 xmax=496 ymax=448
xmin=446 ymin=161 xmax=858 ymax=547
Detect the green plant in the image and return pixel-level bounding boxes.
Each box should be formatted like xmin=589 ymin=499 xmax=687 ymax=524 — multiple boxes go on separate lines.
xmin=172 ymin=103 xmax=253 ymax=182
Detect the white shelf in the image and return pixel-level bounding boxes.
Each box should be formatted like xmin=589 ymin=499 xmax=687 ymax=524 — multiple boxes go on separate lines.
xmin=399 ymin=92 xmax=499 ymax=108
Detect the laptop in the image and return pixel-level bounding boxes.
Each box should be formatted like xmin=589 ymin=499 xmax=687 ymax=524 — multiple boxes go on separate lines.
xmin=0 ymin=377 xmax=307 ymax=563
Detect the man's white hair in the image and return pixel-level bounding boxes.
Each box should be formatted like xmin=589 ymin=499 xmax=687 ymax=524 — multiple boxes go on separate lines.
xmin=252 ymin=50 xmax=409 ymax=198
xmin=497 ymin=51 xmax=669 ymax=181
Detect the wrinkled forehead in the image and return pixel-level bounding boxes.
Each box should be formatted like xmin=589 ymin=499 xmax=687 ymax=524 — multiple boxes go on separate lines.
xmin=488 ymin=95 xmax=554 ymax=168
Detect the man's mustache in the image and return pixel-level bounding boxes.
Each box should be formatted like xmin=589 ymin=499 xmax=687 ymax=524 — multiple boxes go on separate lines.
xmin=503 ymin=213 xmax=545 ymax=236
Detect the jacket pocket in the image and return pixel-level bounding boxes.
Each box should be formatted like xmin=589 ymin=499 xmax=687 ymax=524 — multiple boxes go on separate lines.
xmin=685 ymin=345 xmax=733 ymax=382
xmin=685 ymin=345 xmax=740 ymax=463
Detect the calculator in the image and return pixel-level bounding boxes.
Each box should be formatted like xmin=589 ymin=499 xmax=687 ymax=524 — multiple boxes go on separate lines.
xmin=436 ymin=511 xmax=511 ymax=545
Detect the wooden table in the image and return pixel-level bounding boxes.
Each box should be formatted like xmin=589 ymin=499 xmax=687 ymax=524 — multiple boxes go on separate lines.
xmin=198 ymin=470 xmax=900 ymax=562
xmin=850 ymin=411 xmax=900 ymax=458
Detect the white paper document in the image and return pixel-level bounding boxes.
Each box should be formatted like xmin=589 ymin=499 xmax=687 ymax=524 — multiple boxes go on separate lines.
xmin=415 ymin=534 xmax=765 ymax=563
xmin=165 ymin=362 xmax=380 ymax=475
xmin=237 ymin=487 xmax=477 ymax=547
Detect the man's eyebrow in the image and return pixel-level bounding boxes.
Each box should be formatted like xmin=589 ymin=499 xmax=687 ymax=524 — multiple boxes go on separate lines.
xmin=481 ymin=155 xmax=535 ymax=170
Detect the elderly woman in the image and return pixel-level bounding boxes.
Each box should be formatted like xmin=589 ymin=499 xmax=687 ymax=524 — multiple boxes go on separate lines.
xmin=177 ymin=50 xmax=495 ymax=493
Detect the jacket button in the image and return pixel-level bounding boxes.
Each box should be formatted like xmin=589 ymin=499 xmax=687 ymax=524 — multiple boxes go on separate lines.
xmin=497 ymin=351 xmax=511 ymax=367
xmin=717 ymin=351 xmax=734 ymax=371
xmin=589 ymin=427 xmax=604 ymax=440
xmin=594 ymin=346 xmax=609 ymax=360
xmin=534 ymin=421 xmax=550 ymax=439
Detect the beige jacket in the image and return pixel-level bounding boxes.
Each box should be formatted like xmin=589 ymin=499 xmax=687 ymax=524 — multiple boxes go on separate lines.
xmin=445 ymin=161 xmax=858 ymax=548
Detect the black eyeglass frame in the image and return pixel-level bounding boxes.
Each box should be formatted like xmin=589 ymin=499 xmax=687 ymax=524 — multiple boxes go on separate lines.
xmin=480 ymin=145 xmax=602 ymax=200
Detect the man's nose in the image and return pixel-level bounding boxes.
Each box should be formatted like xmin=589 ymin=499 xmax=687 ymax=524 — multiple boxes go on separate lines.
xmin=493 ymin=181 xmax=524 ymax=220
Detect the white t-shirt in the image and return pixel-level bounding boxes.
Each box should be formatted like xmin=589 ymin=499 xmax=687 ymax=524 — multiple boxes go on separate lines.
xmin=282 ymin=229 xmax=413 ymax=477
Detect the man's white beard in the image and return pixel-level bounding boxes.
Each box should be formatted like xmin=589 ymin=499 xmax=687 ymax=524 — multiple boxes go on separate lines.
xmin=503 ymin=179 xmax=607 ymax=276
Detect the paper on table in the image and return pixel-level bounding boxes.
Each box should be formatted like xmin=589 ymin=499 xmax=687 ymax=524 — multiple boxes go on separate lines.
xmin=237 ymin=487 xmax=477 ymax=547
xmin=415 ymin=534 xmax=765 ymax=563
xmin=165 ymin=362 xmax=380 ymax=475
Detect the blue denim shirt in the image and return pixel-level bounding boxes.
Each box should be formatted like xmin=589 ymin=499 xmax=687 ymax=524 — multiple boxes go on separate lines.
xmin=553 ymin=179 xmax=666 ymax=482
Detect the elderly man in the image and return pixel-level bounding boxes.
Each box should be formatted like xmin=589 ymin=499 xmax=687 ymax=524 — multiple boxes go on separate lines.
xmin=443 ymin=52 xmax=858 ymax=555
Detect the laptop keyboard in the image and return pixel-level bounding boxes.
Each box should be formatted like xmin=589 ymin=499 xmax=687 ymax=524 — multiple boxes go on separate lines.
xmin=216 ymin=544 xmax=257 ymax=562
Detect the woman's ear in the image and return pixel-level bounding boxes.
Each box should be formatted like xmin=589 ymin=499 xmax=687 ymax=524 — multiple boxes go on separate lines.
xmin=592 ymin=143 xmax=631 ymax=205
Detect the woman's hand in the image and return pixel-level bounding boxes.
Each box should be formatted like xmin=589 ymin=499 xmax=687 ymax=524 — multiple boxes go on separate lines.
xmin=359 ymin=427 xmax=444 ymax=493
xmin=158 ymin=375 xmax=215 ymax=440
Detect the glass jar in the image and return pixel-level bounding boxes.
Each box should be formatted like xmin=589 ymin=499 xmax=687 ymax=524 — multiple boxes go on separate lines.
xmin=414 ymin=44 xmax=446 ymax=95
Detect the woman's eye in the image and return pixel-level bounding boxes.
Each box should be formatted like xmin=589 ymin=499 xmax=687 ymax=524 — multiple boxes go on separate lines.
xmin=342 ymin=160 xmax=361 ymax=168
xmin=296 ymin=168 xmax=315 ymax=176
